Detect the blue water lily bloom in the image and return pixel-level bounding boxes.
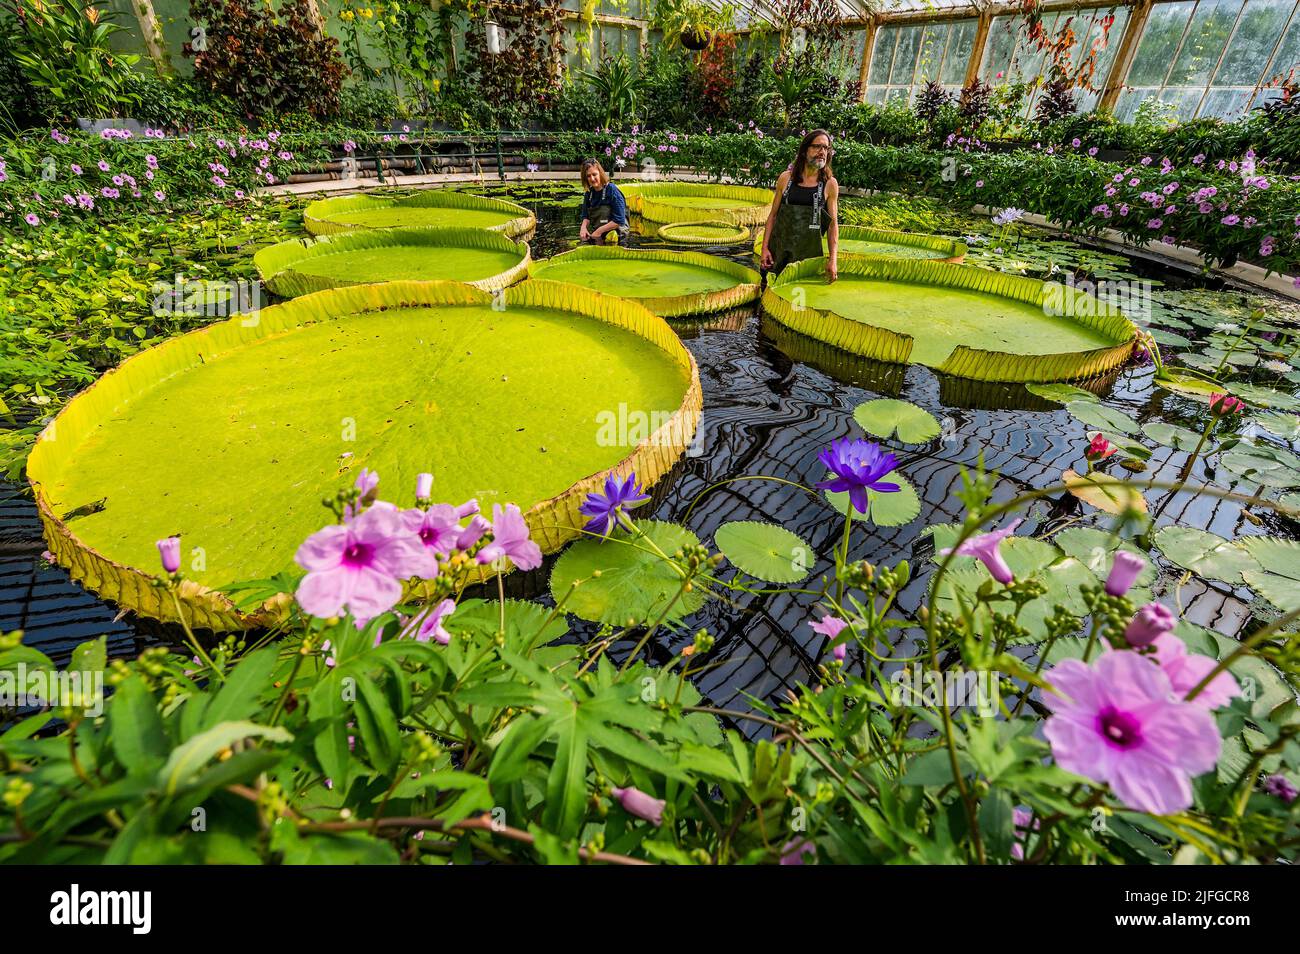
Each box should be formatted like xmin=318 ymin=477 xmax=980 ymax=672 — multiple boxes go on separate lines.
xmin=816 ymin=438 xmax=900 ymax=514
xmin=580 ymin=472 xmax=651 ymax=538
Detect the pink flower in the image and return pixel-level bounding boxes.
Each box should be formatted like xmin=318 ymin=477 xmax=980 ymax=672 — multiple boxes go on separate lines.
xmin=1151 ymin=634 xmax=1240 ymax=710
xmin=1209 ymin=392 xmax=1244 ymax=416
xmin=780 ymin=838 xmax=816 ymax=864
xmin=294 ymin=504 xmax=427 ymax=623
xmin=939 ymin=519 xmax=1023 ymax=585
xmin=1086 ymin=433 xmax=1116 ymax=462
xmin=610 ymin=785 xmax=665 ymax=826
xmin=401 ymin=598 xmax=456 ymax=645
xmin=24 ymin=213 xmax=39 ymax=227
xmin=156 ymin=536 xmax=181 ymax=574
xmin=403 ymin=499 xmax=479 ymax=572
xmin=1043 ymin=652 xmax=1221 ymax=815
xmin=1105 ymin=551 xmax=1146 ymax=597
xmin=415 ymin=473 xmax=434 ymax=499
xmin=810 ymin=614 xmax=848 ymax=661
xmin=475 ymin=503 xmax=542 ymax=571
xmin=1124 ymin=602 xmax=1174 ymax=647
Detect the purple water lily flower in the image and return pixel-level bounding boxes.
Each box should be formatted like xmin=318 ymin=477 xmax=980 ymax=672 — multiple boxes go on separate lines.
xmin=938 ymin=519 xmax=1023 ymax=585
xmin=815 ymin=438 xmax=900 ymax=514
xmin=580 ymin=472 xmax=651 ymax=538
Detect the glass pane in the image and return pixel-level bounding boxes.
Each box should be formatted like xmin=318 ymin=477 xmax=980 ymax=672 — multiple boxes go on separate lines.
xmin=868 ymin=26 xmax=899 ymax=86
xmin=1168 ymin=0 xmax=1242 ymax=87
xmin=1199 ymin=85 xmax=1254 ymax=116
xmin=1264 ymin=5 xmax=1300 ymax=82
xmin=890 ymin=25 xmax=923 ymax=85
xmin=1088 ymin=7 xmax=1131 ymax=83
xmin=866 ymin=86 xmax=888 ymax=104
xmin=915 ymin=22 xmax=949 ymax=84
xmin=1159 ymin=85 xmax=1206 ymax=118
xmin=983 ymin=15 xmax=1020 ymax=81
xmin=1216 ymin=0 xmax=1293 ymax=85
xmin=1116 ymin=88 xmax=1161 ymax=121
xmin=941 ymin=19 xmax=978 ymax=84
xmin=1128 ymin=1 xmax=1198 ymax=86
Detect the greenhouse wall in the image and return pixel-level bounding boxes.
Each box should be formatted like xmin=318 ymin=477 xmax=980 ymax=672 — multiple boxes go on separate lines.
xmin=97 ymin=0 xmax=1300 ymax=122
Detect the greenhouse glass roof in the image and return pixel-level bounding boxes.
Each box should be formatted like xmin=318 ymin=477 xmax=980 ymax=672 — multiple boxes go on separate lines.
xmin=699 ymin=0 xmax=993 ymax=23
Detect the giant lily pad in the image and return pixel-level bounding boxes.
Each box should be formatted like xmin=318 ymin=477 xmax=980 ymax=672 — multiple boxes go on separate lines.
xmin=622 ymin=182 xmax=774 ymax=226
xmin=754 ymin=225 xmax=966 ymax=262
xmin=304 ymin=189 xmax=535 ymax=238
xmin=657 ymin=220 xmax=751 ymax=245
xmin=528 ymin=246 xmax=760 ymax=318
xmin=1240 ymin=537 xmax=1300 ymax=611
xmin=254 ymin=227 xmax=530 ymax=297
xmin=762 ymin=258 xmax=1136 ymax=383
xmin=713 ymin=521 xmax=813 ymax=584
xmin=1153 ymin=526 xmax=1259 ymax=585
xmin=28 ymin=281 xmax=701 ymax=630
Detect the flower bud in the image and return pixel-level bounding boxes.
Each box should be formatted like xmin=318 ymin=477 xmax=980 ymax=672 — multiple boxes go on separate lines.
xmin=415 ymin=472 xmax=433 ymax=499
xmin=156 ymin=535 xmax=181 ymax=575
xmin=1124 ymin=602 xmax=1175 ymax=647
xmin=610 ymin=785 xmax=665 ymax=826
xmin=1105 ymin=550 xmax=1146 ymax=597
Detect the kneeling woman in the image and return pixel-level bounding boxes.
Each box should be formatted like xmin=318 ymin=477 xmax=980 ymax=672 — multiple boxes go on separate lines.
xmin=759 ymin=129 xmax=839 ymax=281
xmin=579 ymin=158 xmax=630 ymax=245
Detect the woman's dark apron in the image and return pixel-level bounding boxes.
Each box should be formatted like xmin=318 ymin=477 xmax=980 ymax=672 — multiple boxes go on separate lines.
xmin=586 ymin=186 xmax=627 ymax=245
xmin=768 ymin=178 xmax=827 ymax=274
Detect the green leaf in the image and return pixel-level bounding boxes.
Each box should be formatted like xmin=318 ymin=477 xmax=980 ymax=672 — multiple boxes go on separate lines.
xmin=1024 ymin=382 xmax=1101 ymax=405
xmin=979 ymin=789 xmax=1015 ymax=861
xmin=852 ymin=398 xmax=941 ymax=443
xmin=1065 ymin=400 xmax=1139 ymax=436
xmin=900 ymin=748 xmax=975 ymax=785
xmin=714 ymin=521 xmax=812 ymax=583
xmin=1241 ymin=537 xmax=1300 ymax=611
xmin=110 ymin=676 xmax=168 ymax=776
xmin=1154 ymin=526 xmax=1259 ymax=585
xmin=488 ymin=714 xmax=554 ymax=787
xmin=827 ymin=473 xmax=921 ymax=527
xmin=353 ymin=673 xmax=401 ymax=773
xmin=543 ymin=714 xmax=588 ymax=839
xmin=156 ymin=721 xmax=293 ymax=796
xmin=1140 ymin=421 xmax=1207 ymax=453
xmin=202 ymin=647 xmax=278 ymax=729
xmin=550 ymin=520 xmax=707 ymax=626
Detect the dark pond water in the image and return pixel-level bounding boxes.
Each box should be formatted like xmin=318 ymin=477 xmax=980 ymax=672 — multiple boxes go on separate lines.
xmin=5 ymin=184 xmax=1297 ymax=720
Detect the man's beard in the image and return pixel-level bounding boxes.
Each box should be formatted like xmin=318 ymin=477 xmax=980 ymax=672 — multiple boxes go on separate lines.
xmin=810 ymin=156 xmax=827 ymax=169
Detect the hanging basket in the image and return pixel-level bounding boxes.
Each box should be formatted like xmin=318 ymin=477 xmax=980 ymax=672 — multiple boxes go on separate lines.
xmin=681 ymin=27 xmax=712 ymax=50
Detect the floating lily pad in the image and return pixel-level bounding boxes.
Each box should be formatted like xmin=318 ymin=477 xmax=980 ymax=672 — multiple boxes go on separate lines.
xmin=1066 ymin=400 xmax=1140 ymax=436
xmin=852 ymin=399 xmax=941 ymax=444
xmin=304 ymin=189 xmax=535 ymax=238
xmin=1153 ymin=526 xmax=1259 ymax=585
xmin=826 ymin=473 xmax=921 ymax=527
xmin=1219 ymin=444 xmax=1300 ymax=488
xmin=657 ymin=220 xmax=751 ymax=245
xmin=1024 ymin=383 xmax=1102 ymax=404
xmin=763 ymin=257 xmax=1135 ymax=382
xmin=1140 ymin=421 xmax=1207 ymax=452
xmin=713 ymin=521 xmax=813 ymax=584
xmin=1240 ymin=537 xmax=1300 ymax=611
xmin=622 ymin=182 xmax=774 ymax=225
xmin=254 ymin=227 xmax=530 ymax=297
xmin=1053 ymin=526 xmax=1156 ymax=590
xmin=1253 ymin=412 xmax=1300 ymax=440
xmin=549 ymin=521 xmax=708 ymax=626
xmin=528 ymin=246 xmax=760 ymax=318
xmin=28 ymin=281 xmax=700 ymax=630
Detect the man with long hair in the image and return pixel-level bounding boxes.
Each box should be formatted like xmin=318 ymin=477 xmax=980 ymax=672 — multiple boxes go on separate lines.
xmin=759 ymin=129 xmax=839 ymax=281
xmin=578 ymin=158 xmax=629 ymax=245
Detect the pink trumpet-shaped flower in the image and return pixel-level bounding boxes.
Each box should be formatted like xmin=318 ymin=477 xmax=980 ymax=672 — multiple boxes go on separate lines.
xmin=476 ymin=503 xmax=542 ymax=571
xmin=1150 ymin=634 xmax=1241 ymax=710
xmin=610 ymin=785 xmax=665 ymax=826
xmin=810 ymin=615 xmax=848 ymax=662
xmin=403 ymin=499 xmax=479 ymax=572
xmin=295 ymin=503 xmax=427 ymax=623
xmin=1043 ymin=651 xmax=1221 ymax=815
xmin=939 ymin=519 xmax=1023 ymax=585
xmin=156 ymin=536 xmax=181 ymax=574
xmin=780 ymin=838 xmax=816 ymax=864
xmin=402 ymin=599 xmax=456 ymax=645
xmin=1124 ymin=602 xmax=1175 ymax=647
xmin=1105 ymin=550 xmax=1146 ymax=597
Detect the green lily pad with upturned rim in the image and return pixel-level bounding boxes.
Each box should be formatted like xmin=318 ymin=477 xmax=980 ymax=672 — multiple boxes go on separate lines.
xmin=303 ymin=189 xmax=536 ymax=239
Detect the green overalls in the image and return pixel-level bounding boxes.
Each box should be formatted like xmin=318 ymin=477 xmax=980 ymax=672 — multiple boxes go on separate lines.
xmin=768 ymin=177 xmax=828 ymax=274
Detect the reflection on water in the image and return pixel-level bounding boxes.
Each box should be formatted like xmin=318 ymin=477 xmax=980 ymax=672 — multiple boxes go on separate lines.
xmin=5 ymin=184 xmax=1294 ymax=726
